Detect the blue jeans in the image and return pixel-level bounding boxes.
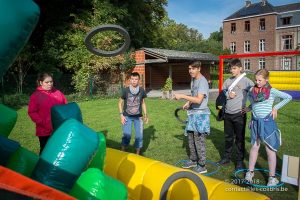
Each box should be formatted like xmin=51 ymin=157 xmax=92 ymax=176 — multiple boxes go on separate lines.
xmin=121 ymin=116 xmax=143 ymax=149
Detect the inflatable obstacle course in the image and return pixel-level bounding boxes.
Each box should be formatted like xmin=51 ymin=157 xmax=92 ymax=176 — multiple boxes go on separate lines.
xmin=0 ymin=0 xmax=269 ymax=199
xmin=103 ymin=148 xmax=269 ymax=200
xmin=0 ymin=103 xmax=128 ymax=200
xmin=269 ymin=71 xmax=300 ymax=99
xmin=0 ymin=101 xmax=270 ymax=200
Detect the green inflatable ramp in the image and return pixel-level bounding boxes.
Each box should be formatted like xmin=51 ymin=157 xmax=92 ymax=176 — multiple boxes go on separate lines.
xmin=70 ymin=168 xmax=128 ymax=200
xmin=51 ymin=102 xmax=83 ymax=131
xmin=0 ymin=0 xmax=40 ymax=78
xmin=32 ymin=119 xmax=99 ymax=193
xmin=0 ymin=104 xmax=17 ymax=137
xmin=88 ymin=132 xmax=106 ymax=171
xmin=6 ymin=147 xmax=39 ymax=177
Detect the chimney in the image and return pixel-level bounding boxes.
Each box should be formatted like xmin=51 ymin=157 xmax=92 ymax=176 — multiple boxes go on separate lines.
xmin=261 ymin=0 xmax=267 ymax=6
xmin=245 ymin=0 xmax=251 ymax=7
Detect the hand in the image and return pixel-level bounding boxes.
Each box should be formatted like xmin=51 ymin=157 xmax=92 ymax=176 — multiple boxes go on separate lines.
xmin=173 ymin=93 xmax=183 ymax=100
xmin=241 ymin=106 xmax=251 ymax=114
xmin=143 ymin=115 xmax=149 ymax=124
xmin=120 ymin=115 xmax=127 ymax=125
xmin=183 ymin=102 xmax=190 ymax=110
xmin=271 ymin=108 xmax=278 ymax=119
xmin=229 ymin=91 xmax=236 ymax=99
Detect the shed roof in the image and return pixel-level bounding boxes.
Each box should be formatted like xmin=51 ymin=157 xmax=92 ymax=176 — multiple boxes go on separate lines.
xmin=142 ymin=48 xmax=218 ymax=63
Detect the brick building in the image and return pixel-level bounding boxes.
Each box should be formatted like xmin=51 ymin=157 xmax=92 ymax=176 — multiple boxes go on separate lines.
xmin=223 ymin=0 xmax=300 ymax=72
xmin=131 ymin=48 xmax=218 ymax=90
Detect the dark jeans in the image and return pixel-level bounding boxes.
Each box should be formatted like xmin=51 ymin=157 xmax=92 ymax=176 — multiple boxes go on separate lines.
xmin=38 ymin=136 xmax=51 ymax=155
xmin=223 ymin=112 xmax=246 ymax=161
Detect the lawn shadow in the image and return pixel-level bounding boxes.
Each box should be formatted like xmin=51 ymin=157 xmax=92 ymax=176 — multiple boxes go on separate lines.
xmin=141 ymin=125 xmax=157 ymax=155
xmin=99 ymin=125 xmax=157 ymax=156
xmin=173 ymin=125 xmax=189 ymax=156
xmin=207 ymin=127 xmax=225 ymax=161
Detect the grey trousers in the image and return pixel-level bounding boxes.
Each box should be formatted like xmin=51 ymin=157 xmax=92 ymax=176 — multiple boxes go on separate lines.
xmin=188 ymin=132 xmax=206 ymax=166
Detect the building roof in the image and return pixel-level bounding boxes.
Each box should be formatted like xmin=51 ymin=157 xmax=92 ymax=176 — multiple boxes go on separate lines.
xmin=224 ymin=1 xmax=300 ymax=21
xmin=142 ymin=48 xmax=218 ymax=63
xmin=275 ymin=3 xmax=300 ymax=13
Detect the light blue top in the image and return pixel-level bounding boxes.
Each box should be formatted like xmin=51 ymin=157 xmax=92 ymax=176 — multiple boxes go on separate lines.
xmin=248 ymin=88 xmax=292 ymax=118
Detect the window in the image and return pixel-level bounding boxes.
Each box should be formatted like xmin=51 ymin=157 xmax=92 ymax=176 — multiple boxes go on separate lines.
xmin=245 ymin=21 xmax=250 ymax=32
xmin=259 ymin=18 xmax=265 ymax=30
xmin=259 ymin=58 xmax=265 ymax=69
xmin=281 ymin=57 xmax=292 ymax=70
xmin=244 ymin=40 xmax=250 ymax=52
xmin=259 ymin=39 xmax=265 ymax=52
xmin=244 ymin=59 xmax=250 ymax=70
xmin=282 ymin=35 xmax=292 ymax=50
xmin=231 ymin=23 xmax=236 ymax=34
xmin=230 ymin=42 xmax=236 ymax=53
xmin=282 ymin=17 xmax=291 ymax=25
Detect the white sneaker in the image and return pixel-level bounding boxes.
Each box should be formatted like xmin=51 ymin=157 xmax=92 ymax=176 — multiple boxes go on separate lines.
xmin=245 ymin=171 xmax=254 ymax=183
xmin=267 ymin=177 xmax=279 ymax=186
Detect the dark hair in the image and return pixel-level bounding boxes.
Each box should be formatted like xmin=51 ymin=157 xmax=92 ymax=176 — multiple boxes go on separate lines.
xmin=37 ymin=72 xmax=53 ymax=86
xmin=230 ymin=59 xmax=242 ymax=68
xmin=189 ymin=61 xmax=201 ymax=68
xmin=130 ymin=72 xmax=140 ymax=79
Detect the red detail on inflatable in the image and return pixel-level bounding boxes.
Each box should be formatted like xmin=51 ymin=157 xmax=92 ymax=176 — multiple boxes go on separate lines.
xmin=0 ymin=166 xmax=75 ymax=200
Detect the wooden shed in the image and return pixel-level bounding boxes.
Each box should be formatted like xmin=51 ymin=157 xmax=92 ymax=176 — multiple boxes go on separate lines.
xmin=133 ymin=48 xmax=218 ymax=90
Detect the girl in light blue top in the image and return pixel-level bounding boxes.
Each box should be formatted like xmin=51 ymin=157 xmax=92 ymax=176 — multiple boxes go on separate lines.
xmin=243 ymin=69 xmax=292 ymax=186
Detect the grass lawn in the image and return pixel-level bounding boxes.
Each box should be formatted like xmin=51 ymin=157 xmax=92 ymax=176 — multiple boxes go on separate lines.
xmin=9 ymin=98 xmax=300 ymax=200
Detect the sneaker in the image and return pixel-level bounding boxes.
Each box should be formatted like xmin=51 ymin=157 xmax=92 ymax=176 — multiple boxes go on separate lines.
xmin=193 ymin=165 xmax=208 ymax=174
xmin=245 ymin=171 xmax=254 ymax=183
xmin=267 ymin=177 xmax=279 ymax=186
xmin=182 ymin=160 xmax=197 ymax=169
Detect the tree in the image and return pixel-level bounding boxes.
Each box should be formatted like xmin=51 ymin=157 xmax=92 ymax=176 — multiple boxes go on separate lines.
xmin=9 ymin=44 xmax=35 ymax=94
xmin=208 ymin=27 xmax=223 ymax=42
xmin=28 ymin=0 xmax=168 ymax=94
xmin=153 ymin=18 xmax=203 ymax=50
xmin=109 ymin=0 xmax=168 ymax=48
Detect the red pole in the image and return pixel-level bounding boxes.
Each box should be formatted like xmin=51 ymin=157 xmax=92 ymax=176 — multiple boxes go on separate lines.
xmin=219 ymin=57 xmax=224 ymax=93
xmin=218 ymin=51 xmax=300 ymax=92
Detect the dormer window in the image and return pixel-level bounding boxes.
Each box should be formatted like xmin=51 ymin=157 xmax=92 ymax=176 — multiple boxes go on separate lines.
xmin=282 ymin=17 xmax=291 ymax=25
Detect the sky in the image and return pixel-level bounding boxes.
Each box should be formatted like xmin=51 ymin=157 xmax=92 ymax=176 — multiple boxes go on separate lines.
xmin=165 ymin=0 xmax=300 ymax=39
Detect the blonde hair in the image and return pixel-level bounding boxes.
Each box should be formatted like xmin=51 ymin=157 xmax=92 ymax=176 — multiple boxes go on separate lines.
xmin=255 ymin=69 xmax=269 ymax=79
